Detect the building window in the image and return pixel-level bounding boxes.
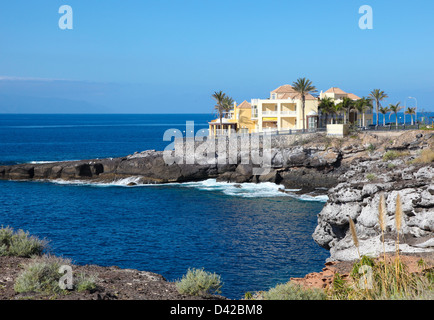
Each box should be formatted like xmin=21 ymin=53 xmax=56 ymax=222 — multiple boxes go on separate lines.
xmin=252 ymin=106 xmax=258 ymax=118
xmin=271 ymin=93 xmax=276 ymax=99
xmin=308 ymin=116 xmax=318 ymax=129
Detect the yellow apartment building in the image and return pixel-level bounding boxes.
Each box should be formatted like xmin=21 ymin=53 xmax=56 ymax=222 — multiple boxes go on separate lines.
xmin=208 ymin=100 xmax=257 ymax=136
xmin=208 ymin=84 xmax=372 ymax=136
xmin=251 ymin=84 xmax=319 ymax=132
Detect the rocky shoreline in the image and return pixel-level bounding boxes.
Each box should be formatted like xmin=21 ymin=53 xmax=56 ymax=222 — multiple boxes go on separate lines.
xmin=0 ymin=256 xmax=226 ymax=300
xmin=0 ymin=130 xmax=433 ymax=298
xmin=313 ymin=131 xmax=434 ymax=261
xmin=0 ymin=136 xmax=344 ymax=193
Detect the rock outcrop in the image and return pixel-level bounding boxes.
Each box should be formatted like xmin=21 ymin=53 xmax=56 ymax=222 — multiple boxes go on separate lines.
xmin=313 ymin=131 xmax=434 ymax=261
xmin=0 ymin=134 xmax=344 ymax=193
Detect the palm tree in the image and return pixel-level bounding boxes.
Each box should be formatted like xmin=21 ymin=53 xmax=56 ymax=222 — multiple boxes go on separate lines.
xmin=318 ymin=97 xmax=334 ymax=127
xmin=378 ymin=106 xmax=389 ymax=126
xmin=222 ymin=95 xmax=234 ymax=118
xmin=330 ymin=102 xmax=343 ymax=124
xmin=369 ymin=89 xmax=389 ymax=126
xmin=337 ymin=97 xmax=355 ymax=124
xmin=292 ymin=78 xmax=317 ymax=131
xmin=405 ymin=107 xmax=416 ymax=125
xmin=388 ymin=102 xmax=403 ymax=127
xmin=354 ymin=97 xmax=373 ymax=127
xmin=212 ymin=90 xmax=226 ymax=134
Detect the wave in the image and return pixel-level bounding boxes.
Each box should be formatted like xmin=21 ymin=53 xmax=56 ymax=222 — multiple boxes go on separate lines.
xmin=177 ymin=179 xmax=289 ymax=198
xmin=282 ymin=188 xmax=329 ymax=202
xmin=48 ymin=177 xmax=328 ymax=201
xmin=28 ymin=160 xmax=79 ymax=164
xmin=298 ymin=194 xmax=329 ymax=202
xmin=50 ymin=176 xmax=151 ymax=187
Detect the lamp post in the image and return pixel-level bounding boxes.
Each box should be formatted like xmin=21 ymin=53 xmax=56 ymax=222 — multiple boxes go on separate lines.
xmin=408 ymin=96 xmax=417 ymax=124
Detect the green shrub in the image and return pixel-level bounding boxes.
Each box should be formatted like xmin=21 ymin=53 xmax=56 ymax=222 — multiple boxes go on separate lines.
xmin=329 ymin=257 xmax=434 ymax=300
xmin=332 ymin=273 xmax=351 ymax=299
xmin=14 ymin=255 xmax=71 ymax=294
xmin=0 ymin=226 xmax=47 ymax=257
xmin=75 ymin=273 xmax=98 ymax=292
xmin=383 ymin=150 xmax=399 ymax=161
xmin=176 ymin=268 xmax=222 ymax=296
xmin=366 ymin=144 xmax=376 ymax=153
xmin=260 ymin=281 xmax=326 ymax=300
xmin=366 ymin=173 xmax=376 ymax=181
xmin=350 ymin=255 xmax=375 ymax=279
xmin=382 ymin=150 xmax=409 ymax=161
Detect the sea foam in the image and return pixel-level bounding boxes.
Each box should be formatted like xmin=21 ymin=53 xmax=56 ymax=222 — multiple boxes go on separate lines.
xmin=48 ymin=177 xmax=328 ymax=201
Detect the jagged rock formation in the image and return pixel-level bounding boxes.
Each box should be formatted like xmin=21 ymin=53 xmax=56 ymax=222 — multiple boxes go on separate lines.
xmin=313 ymin=131 xmax=434 ymax=261
xmin=0 ymin=134 xmax=344 ymax=192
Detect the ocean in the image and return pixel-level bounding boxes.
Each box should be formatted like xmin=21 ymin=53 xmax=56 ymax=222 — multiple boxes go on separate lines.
xmin=0 ymin=114 xmax=330 ymax=299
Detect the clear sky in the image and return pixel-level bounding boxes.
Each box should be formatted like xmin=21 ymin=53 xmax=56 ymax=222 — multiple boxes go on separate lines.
xmin=0 ymin=0 xmax=433 ymax=113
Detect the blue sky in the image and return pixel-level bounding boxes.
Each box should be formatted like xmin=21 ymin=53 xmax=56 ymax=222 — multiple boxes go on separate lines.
xmin=0 ymin=0 xmax=433 ymax=113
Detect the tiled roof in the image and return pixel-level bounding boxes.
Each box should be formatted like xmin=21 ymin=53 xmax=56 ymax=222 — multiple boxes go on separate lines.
xmin=347 ymin=93 xmax=361 ymax=100
xmin=280 ymin=92 xmax=317 ymax=100
xmin=325 ymin=87 xmax=347 ymax=94
xmin=237 ymin=100 xmax=252 ymax=109
xmin=271 ymin=84 xmax=296 ymax=93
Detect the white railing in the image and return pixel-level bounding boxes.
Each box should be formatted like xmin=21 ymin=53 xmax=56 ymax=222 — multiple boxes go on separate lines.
xmin=280 ymin=110 xmax=297 ymax=116
xmin=261 ymin=110 xmax=297 ymax=116
xmin=262 ymin=111 xmax=278 ymax=116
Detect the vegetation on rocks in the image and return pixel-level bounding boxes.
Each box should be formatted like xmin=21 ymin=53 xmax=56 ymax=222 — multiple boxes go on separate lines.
xmin=0 ymin=226 xmax=47 ymax=258
xmin=411 ymin=148 xmax=434 ymax=164
xmin=251 ymin=282 xmax=327 ymax=300
xmin=328 ymin=195 xmax=434 ymax=300
xmin=14 ymin=255 xmax=72 ymax=294
xmin=176 ymin=268 xmax=223 ymax=297
xmin=0 ymin=226 xmax=98 ymax=297
xmin=382 ymin=150 xmax=409 ymax=161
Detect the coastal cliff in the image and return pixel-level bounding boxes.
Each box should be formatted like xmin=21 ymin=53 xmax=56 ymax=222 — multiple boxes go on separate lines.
xmin=1 ymin=130 xmax=433 ymax=262
xmin=313 ymin=131 xmax=434 ymax=261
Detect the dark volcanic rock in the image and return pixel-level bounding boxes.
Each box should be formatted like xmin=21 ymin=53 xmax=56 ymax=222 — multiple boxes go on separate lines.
xmin=0 ymin=146 xmax=342 ymax=190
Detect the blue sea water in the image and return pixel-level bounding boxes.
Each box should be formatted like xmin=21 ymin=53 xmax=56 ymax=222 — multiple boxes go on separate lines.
xmin=0 ymin=114 xmax=329 ymax=299
xmin=373 ymin=112 xmax=434 ymax=126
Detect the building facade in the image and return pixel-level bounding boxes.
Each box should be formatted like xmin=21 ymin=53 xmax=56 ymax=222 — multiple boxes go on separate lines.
xmin=250 ymin=84 xmax=319 ymax=133
xmin=209 ymin=84 xmax=372 ymax=136
xmin=208 ymin=100 xmax=257 ymax=136
xmin=319 ymin=87 xmax=373 ymax=127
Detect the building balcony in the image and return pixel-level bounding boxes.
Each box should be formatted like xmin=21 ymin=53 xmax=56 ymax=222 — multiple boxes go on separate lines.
xmin=280 ymin=110 xmax=297 ymax=116
xmin=262 ymin=111 xmax=278 ymax=116
xmin=260 ymin=110 xmax=297 ymax=117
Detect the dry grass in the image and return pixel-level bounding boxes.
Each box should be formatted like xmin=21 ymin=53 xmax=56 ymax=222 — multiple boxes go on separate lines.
xmin=412 ymin=148 xmax=434 ymax=164
xmin=348 ymin=217 xmax=360 ymax=258
xmin=333 ymin=192 xmax=434 ymax=300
